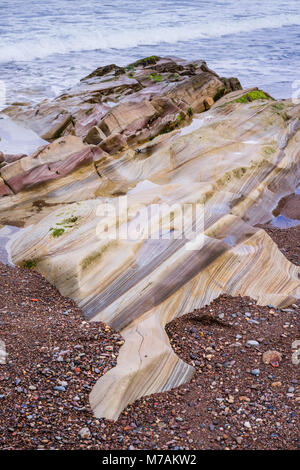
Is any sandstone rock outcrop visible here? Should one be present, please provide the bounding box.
[0,136,104,194]
[0,177,13,197]
[3,56,241,152]
[1,57,300,421]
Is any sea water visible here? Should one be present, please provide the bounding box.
[0,0,299,105]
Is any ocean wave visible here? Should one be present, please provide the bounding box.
[1,13,300,62]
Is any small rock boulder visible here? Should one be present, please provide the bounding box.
[79,427,91,440]
[262,350,282,367]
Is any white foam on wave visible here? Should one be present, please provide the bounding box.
[1,13,300,62]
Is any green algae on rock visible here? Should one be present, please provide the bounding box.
[235,89,271,103]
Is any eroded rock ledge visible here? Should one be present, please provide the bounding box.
[0,57,299,421]
[0,57,242,200]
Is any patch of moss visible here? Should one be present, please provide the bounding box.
[219,171,233,185]
[159,113,184,135]
[249,158,271,170]
[200,190,214,204]
[213,88,225,102]
[159,126,173,135]
[50,228,65,238]
[21,259,38,269]
[100,77,116,83]
[271,103,285,111]
[168,73,181,82]
[270,103,289,121]
[216,166,248,188]
[262,145,277,157]
[187,107,193,117]
[232,167,248,178]
[280,112,289,121]
[81,242,115,270]
[57,216,78,226]
[149,73,162,82]
[236,90,270,104]
[130,56,160,67]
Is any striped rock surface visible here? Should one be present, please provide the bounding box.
[3,88,300,420]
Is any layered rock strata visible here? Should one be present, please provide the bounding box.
[0,58,299,420]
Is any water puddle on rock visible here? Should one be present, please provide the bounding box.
[0,225,22,265]
[269,186,300,228]
[179,114,215,137]
[270,215,300,229]
[128,179,160,195]
[223,235,236,246]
